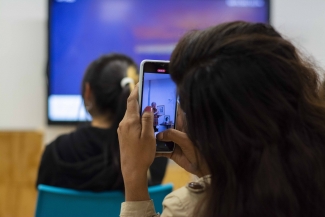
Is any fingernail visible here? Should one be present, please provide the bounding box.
[143,106,153,113]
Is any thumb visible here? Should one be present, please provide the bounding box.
[141,106,154,138]
[157,129,188,145]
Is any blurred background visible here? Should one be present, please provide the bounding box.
[0,0,325,216]
[1,0,324,143]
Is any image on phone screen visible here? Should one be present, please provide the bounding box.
[140,62,177,152]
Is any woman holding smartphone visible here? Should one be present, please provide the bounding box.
[118,22,325,216]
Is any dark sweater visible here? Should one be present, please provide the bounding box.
[36,125,168,191]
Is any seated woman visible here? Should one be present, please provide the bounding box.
[37,54,168,191]
[118,22,325,216]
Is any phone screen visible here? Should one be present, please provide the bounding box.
[140,60,177,153]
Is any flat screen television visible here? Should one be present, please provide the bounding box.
[47,0,270,125]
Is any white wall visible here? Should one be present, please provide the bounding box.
[0,0,324,144]
[0,0,75,144]
[271,0,325,69]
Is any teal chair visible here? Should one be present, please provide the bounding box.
[35,183,173,217]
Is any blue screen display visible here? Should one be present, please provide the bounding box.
[48,0,269,123]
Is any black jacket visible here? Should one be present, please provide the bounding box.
[36,125,168,191]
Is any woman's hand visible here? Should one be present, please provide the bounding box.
[156,129,210,178]
[118,85,156,201]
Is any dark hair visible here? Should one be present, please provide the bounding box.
[82,54,137,115]
[170,21,325,216]
[82,53,137,189]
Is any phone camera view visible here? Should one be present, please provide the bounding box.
[141,71,177,152]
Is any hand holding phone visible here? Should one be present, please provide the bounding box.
[156,129,210,177]
[117,86,155,201]
[138,60,177,153]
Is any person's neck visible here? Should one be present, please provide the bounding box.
[91,116,112,129]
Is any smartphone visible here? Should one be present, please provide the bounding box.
[138,60,177,153]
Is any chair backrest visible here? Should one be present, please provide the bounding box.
[35,183,173,217]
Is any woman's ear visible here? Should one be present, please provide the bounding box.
[84,82,92,104]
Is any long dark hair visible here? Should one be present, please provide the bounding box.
[170,21,325,216]
[82,53,137,190]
